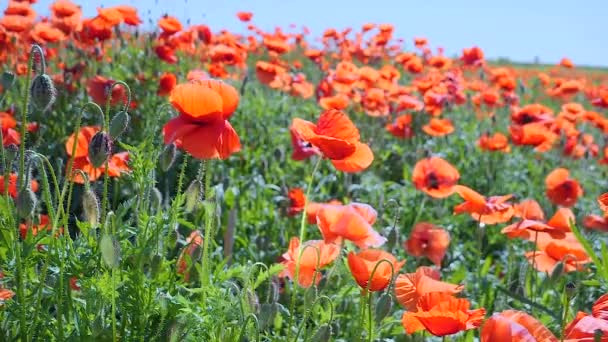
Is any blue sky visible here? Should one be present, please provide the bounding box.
[32,0,607,66]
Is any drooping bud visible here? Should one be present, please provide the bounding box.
[548,261,564,284]
[375,293,393,324]
[5,144,18,164]
[82,188,100,227]
[150,254,162,278]
[1,71,15,90]
[30,74,56,111]
[150,187,162,210]
[16,187,37,219]
[160,143,177,171]
[565,282,577,297]
[100,233,120,269]
[88,131,112,168]
[310,324,332,342]
[109,111,130,139]
[258,303,278,330]
[184,179,202,213]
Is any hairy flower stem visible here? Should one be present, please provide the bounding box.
[200,160,215,304]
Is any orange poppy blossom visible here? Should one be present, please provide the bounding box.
[287,188,305,216]
[412,156,460,198]
[422,118,454,137]
[176,230,202,281]
[452,185,514,224]
[163,79,241,160]
[0,111,20,146]
[564,293,608,340]
[502,207,574,240]
[513,198,545,221]
[319,93,350,110]
[279,237,340,288]
[394,266,463,311]
[545,168,583,207]
[316,202,386,248]
[585,193,608,232]
[290,109,374,173]
[385,114,414,139]
[401,292,485,337]
[158,72,177,96]
[478,132,510,153]
[347,249,404,292]
[405,222,450,266]
[480,310,557,342]
[0,173,39,198]
[290,125,320,161]
[0,287,15,305]
[87,75,127,107]
[525,231,590,273]
[236,11,253,22]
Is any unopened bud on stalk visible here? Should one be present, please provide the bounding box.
[100,233,121,269]
[150,254,162,278]
[82,188,100,227]
[259,303,278,330]
[30,74,56,111]
[5,144,18,164]
[311,324,332,342]
[150,187,162,210]
[1,71,15,90]
[565,282,577,297]
[88,131,112,168]
[16,187,37,219]
[184,179,202,213]
[109,111,130,139]
[375,293,393,324]
[160,143,177,171]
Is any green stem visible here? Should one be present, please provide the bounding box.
[367,291,373,342]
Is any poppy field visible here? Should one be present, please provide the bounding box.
[2,1,608,341]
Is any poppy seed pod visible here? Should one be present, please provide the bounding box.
[160,143,177,171]
[1,71,15,90]
[16,187,37,219]
[82,188,100,227]
[88,131,112,168]
[109,111,130,139]
[30,74,56,111]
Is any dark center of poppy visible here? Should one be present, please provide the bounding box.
[520,113,535,124]
[427,172,440,189]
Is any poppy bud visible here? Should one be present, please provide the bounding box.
[595,329,604,342]
[150,187,162,210]
[160,143,177,171]
[1,71,15,90]
[109,111,130,139]
[88,131,112,168]
[150,254,162,278]
[375,293,393,324]
[310,324,332,342]
[565,282,577,297]
[549,261,564,284]
[246,288,260,313]
[100,233,120,269]
[30,74,56,111]
[258,303,277,330]
[5,144,18,164]
[184,179,202,213]
[386,226,398,250]
[82,188,100,227]
[16,187,37,219]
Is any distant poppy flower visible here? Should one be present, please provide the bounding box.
[422,118,454,137]
[316,202,386,248]
[478,133,510,153]
[405,222,450,266]
[481,310,558,342]
[114,5,141,26]
[347,249,404,292]
[158,72,177,96]
[545,168,583,207]
[395,267,463,311]
[385,114,414,139]
[154,44,178,64]
[19,214,55,239]
[287,188,305,216]
[0,173,39,199]
[502,207,573,240]
[236,11,253,22]
[453,185,514,224]
[525,232,589,273]
[560,57,574,69]
[401,292,485,337]
[176,231,202,281]
[599,193,608,214]
[158,15,182,35]
[290,109,374,173]
[87,75,126,107]
[513,199,545,221]
[461,46,484,66]
[279,237,340,288]
[319,93,350,110]
[361,88,389,117]
[163,79,241,160]
[412,157,460,198]
[0,288,15,305]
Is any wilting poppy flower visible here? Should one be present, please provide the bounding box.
[0,173,39,198]
[481,310,558,342]
[401,292,485,337]
[290,109,373,173]
[564,294,608,340]
[347,249,404,292]
[287,188,305,216]
[386,114,414,139]
[525,232,589,273]
[163,79,241,160]
[478,133,510,153]
[394,266,463,311]
[65,126,130,183]
[405,222,450,266]
[412,157,460,198]
[176,231,202,281]
[545,168,583,207]
[453,185,514,224]
[422,118,454,137]
[158,72,177,96]
[316,202,386,248]
[279,237,340,288]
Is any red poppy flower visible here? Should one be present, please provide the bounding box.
[176,231,202,281]
[453,185,514,224]
[0,173,39,199]
[287,188,305,216]
[158,72,177,96]
[236,11,253,22]
[481,310,558,341]
[545,168,583,207]
[412,157,460,198]
[385,114,414,139]
[348,249,404,292]
[422,118,454,137]
[395,267,463,311]
[87,75,126,107]
[405,222,450,266]
[163,79,241,160]
[564,294,608,340]
[279,237,339,288]
[316,202,386,248]
[525,232,589,273]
